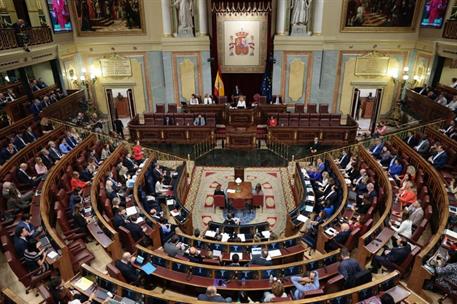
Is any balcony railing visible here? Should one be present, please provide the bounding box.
[0,26,53,51]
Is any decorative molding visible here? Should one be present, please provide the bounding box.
[212,1,272,16]
[171,52,203,105]
[281,51,313,105]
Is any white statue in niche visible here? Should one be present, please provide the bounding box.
[173,0,194,36]
[290,0,313,36]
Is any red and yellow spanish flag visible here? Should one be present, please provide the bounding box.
[213,67,224,97]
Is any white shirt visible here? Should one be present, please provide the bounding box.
[203,97,213,105]
[447,100,457,111]
[393,219,412,238]
[435,96,447,105]
[237,99,246,108]
[190,97,199,105]
[451,81,457,89]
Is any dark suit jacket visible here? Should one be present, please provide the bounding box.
[14,137,26,150]
[41,154,53,168]
[112,214,125,230]
[250,256,272,266]
[14,236,29,258]
[49,148,62,161]
[16,169,33,187]
[405,135,418,147]
[123,158,136,172]
[387,244,411,264]
[432,152,448,169]
[15,221,35,235]
[339,154,350,169]
[23,131,37,143]
[124,221,143,241]
[115,260,139,283]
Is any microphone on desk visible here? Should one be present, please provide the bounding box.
[186,267,193,281]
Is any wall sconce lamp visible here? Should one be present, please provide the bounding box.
[72,66,99,87]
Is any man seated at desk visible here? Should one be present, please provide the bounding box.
[272,95,282,104]
[370,237,411,273]
[325,223,351,252]
[203,94,213,104]
[193,114,206,127]
[190,94,200,105]
[236,96,247,109]
[115,252,140,285]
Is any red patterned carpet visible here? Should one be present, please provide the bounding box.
[185,167,295,236]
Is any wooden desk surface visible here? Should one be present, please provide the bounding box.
[365,227,395,254]
[87,221,113,248]
[227,182,253,200]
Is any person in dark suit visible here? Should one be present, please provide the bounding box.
[370,238,411,273]
[405,132,418,147]
[186,247,203,263]
[16,163,39,187]
[249,249,272,266]
[198,286,231,303]
[13,133,27,150]
[124,216,144,241]
[40,149,54,168]
[14,227,30,258]
[23,127,37,143]
[414,135,430,156]
[115,252,140,284]
[338,249,364,289]
[123,154,138,173]
[72,204,88,236]
[15,213,40,239]
[428,144,448,169]
[310,137,320,154]
[48,141,63,161]
[1,143,17,163]
[112,207,126,230]
[356,183,376,214]
[369,139,384,158]
[114,118,124,139]
[336,150,350,169]
[325,223,351,252]
[213,184,225,196]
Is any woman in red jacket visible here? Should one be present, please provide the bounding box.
[132,140,143,164]
[398,181,417,207]
[71,171,88,191]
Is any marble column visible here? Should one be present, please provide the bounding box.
[161,0,172,37]
[276,0,287,35]
[198,0,208,35]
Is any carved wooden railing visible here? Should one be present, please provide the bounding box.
[0,29,18,50]
[0,26,53,50]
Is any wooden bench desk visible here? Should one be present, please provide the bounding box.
[364,227,395,254]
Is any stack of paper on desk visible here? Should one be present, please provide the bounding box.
[205,230,217,238]
[269,249,281,257]
[74,277,94,291]
[297,214,309,223]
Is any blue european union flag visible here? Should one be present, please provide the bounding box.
[260,59,273,102]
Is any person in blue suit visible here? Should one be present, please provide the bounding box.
[388,159,403,178]
[428,144,448,169]
[369,139,384,159]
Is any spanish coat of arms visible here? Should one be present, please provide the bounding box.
[228,29,255,56]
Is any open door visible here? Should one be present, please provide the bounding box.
[351,87,383,134]
[105,87,135,131]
